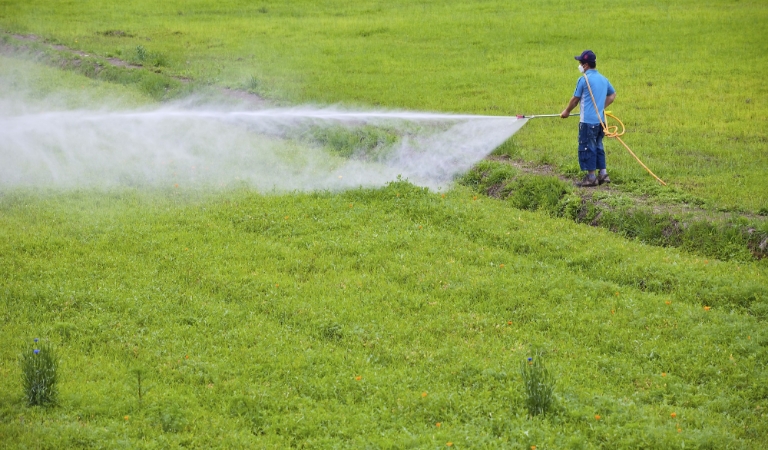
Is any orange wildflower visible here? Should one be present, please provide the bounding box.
[595,415,601,420]
[531,447,537,450]
[703,306,711,311]
[124,415,130,420]
[473,195,477,200]
[355,376,362,381]
[421,392,428,398]
[507,321,512,325]
[436,422,441,428]
[665,301,671,305]
[662,372,667,377]
[670,412,677,418]
[185,354,189,359]
[446,443,453,447]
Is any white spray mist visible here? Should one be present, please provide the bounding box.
[0,98,528,191]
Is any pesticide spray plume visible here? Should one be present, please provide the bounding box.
[0,95,530,192]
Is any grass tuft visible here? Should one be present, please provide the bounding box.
[520,351,554,417]
[135,45,147,62]
[506,175,570,212]
[20,339,59,407]
[247,75,260,92]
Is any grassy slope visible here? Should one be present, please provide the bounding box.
[0,54,155,107]
[1,0,767,211]
[1,185,766,448]
[0,1,767,447]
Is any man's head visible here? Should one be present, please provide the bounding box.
[575,50,597,69]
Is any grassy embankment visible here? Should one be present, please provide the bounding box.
[1,0,767,447]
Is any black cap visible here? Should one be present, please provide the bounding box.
[575,50,596,63]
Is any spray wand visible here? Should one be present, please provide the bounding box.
[515,114,574,119]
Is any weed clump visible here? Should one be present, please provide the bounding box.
[20,339,59,406]
[135,45,147,61]
[303,125,399,159]
[521,352,554,417]
[247,75,261,92]
[319,322,344,341]
[506,175,570,212]
[133,45,167,67]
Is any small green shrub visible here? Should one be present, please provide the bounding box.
[20,339,59,406]
[133,45,167,67]
[135,45,147,62]
[150,402,188,433]
[557,193,582,220]
[456,160,518,192]
[247,75,260,92]
[520,352,554,417]
[507,175,570,212]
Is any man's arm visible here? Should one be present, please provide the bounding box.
[561,96,580,118]
[605,93,616,108]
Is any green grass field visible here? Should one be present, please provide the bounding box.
[1,0,767,448]
[2,0,766,211]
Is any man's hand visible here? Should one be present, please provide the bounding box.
[562,96,580,118]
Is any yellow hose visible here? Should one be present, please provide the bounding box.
[582,73,667,186]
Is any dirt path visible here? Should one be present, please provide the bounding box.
[486,154,767,225]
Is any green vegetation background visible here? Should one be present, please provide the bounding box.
[1,0,767,447]
[2,0,766,211]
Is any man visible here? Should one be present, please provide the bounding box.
[561,50,616,187]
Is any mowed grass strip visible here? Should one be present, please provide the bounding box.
[1,0,766,211]
[1,184,766,447]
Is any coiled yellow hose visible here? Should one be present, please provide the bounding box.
[582,74,667,186]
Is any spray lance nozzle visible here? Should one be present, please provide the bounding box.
[514,113,577,119]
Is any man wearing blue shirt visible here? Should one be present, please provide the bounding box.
[561,50,616,187]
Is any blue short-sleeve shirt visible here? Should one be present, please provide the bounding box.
[574,69,615,125]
